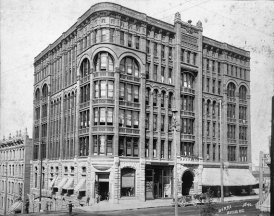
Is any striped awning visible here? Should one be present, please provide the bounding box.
[56,178,67,188]
[9,201,22,212]
[63,178,74,190]
[48,176,57,188]
[202,168,258,186]
[74,178,86,192]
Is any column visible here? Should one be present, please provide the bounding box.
[140,73,146,158]
[75,75,80,158]
[157,93,162,160]
[114,68,120,156]
[235,92,240,161]
[149,91,154,159]
[164,95,169,160]
[89,69,94,157]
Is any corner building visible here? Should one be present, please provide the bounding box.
[31,2,254,210]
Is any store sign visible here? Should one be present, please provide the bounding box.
[217,202,253,215]
[180,155,199,163]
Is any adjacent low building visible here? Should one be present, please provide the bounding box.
[0,129,32,215]
[30,2,256,212]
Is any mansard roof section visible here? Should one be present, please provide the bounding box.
[203,36,250,58]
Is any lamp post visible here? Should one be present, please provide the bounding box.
[219,100,224,203]
[171,107,179,216]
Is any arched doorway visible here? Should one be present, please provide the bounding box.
[181,171,194,195]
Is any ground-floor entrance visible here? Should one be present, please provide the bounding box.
[145,165,173,200]
[181,170,194,195]
[96,173,110,201]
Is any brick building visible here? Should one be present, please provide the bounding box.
[0,129,32,215]
[30,2,256,211]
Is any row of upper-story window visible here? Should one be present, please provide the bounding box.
[181,49,197,66]
[203,77,222,95]
[227,124,248,140]
[202,46,249,66]
[203,121,220,138]
[0,164,24,177]
[0,181,23,196]
[227,83,248,100]
[145,63,173,84]
[146,41,173,58]
[227,146,248,162]
[0,148,25,160]
[35,84,49,102]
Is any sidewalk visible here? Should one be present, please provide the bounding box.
[16,194,259,215]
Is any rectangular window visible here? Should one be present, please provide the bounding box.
[187,51,190,64]
[169,47,172,59]
[133,85,139,103]
[99,135,106,155]
[127,84,132,101]
[101,29,107,42]
[126,110,132,127]
[161,140,165,159]
[110,29,114,42]
[120,83,125,100]
[108,81,114,98]
[133,111,139,128]
[120,31,124,45]
[107,135,113,155]
[126,137,132,156]
[207,78,210,92]
[145,113,150,130]
[161,115,165,131]
[119,109,125,127]
[168,141,171,159]
[212,61,215,72]
[161,67,165,82]
[168,68,172,84]
[128,34,132,47]
[145,139,149,158]
[133,137,139,156]
[107,108,113,125]
[161,45,165,58]
[218,62,221,74]
[193,53,196,65]
[218,81,221,95]
[154,43,157,56]
[100,108,106,125]
[100,81,106,98]
[153,65,157,81]
[146,40,150,53]
[212,79,215,94]
[153,114,157,131]
[146,64,150,79]
[153,140,157,158]
[135,36,140,50]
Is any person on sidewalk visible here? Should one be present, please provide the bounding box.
[86,196,90,206]
[25,199,29,214]
[68,201,73,216]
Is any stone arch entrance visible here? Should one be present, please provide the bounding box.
[181,170,194,195]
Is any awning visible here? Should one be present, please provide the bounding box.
[55,178,67,188]
[74,178,86,192]
[48,176,57,188]
[63,178,74,190]
[202,168,258,186]
[9,201,22,212]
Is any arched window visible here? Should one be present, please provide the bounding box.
[35,88,40,101]
[239,86,247,100]
[42,84,48,98]
[120,57,139,77]
[80,58,90,78]
[212,101,216,116]
[94,52,114,71]
[207,100,210,115]
[227,83,236,98]
[168,92,173,109]
[121,168,135,197]
[161,91,166,108]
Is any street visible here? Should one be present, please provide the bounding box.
[17,199,260,216]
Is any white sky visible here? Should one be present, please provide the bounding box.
[0,0,273,167]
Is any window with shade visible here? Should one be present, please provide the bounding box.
[119,109,139,128]
[120,57,139,77]
[181,118,194,134]
[227,83,236,98]
[182,73,194,89]
[94,80,114,99]
[239,85,247,100]
[94,52,114,71]
[181,95,194,112]
[119,136,139,157]
[93,135,113,156]
[94,107,113,126]
[119,83,139,103]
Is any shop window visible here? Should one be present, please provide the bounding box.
[121,168,135,197]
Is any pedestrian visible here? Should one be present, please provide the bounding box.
[217,190,220,198]
[68,201,73,216]
[86,196,90,206]
[25,199,29,214]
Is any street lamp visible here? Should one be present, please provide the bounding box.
[171,107,180,216]
[219,100,224,203]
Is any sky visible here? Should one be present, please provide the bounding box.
[0,0,273,167]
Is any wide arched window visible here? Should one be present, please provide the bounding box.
[42,84,48,98]
[239,86,247,100]
[94,52,114,71]
[80,58,90,78]
[227,83,236,98]
[121,168,135,197]
[120,57,139,77]
[35,88,40,102]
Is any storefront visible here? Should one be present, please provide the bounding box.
[145,165,173,199]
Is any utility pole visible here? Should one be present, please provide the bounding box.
[4,162,8,215]
[171,107,179,216]
[259,151,263,203]
[219,100,224,203]
[270,96,274,216]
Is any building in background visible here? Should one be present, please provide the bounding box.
[0,129,32,215]
[30,2,256,211]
